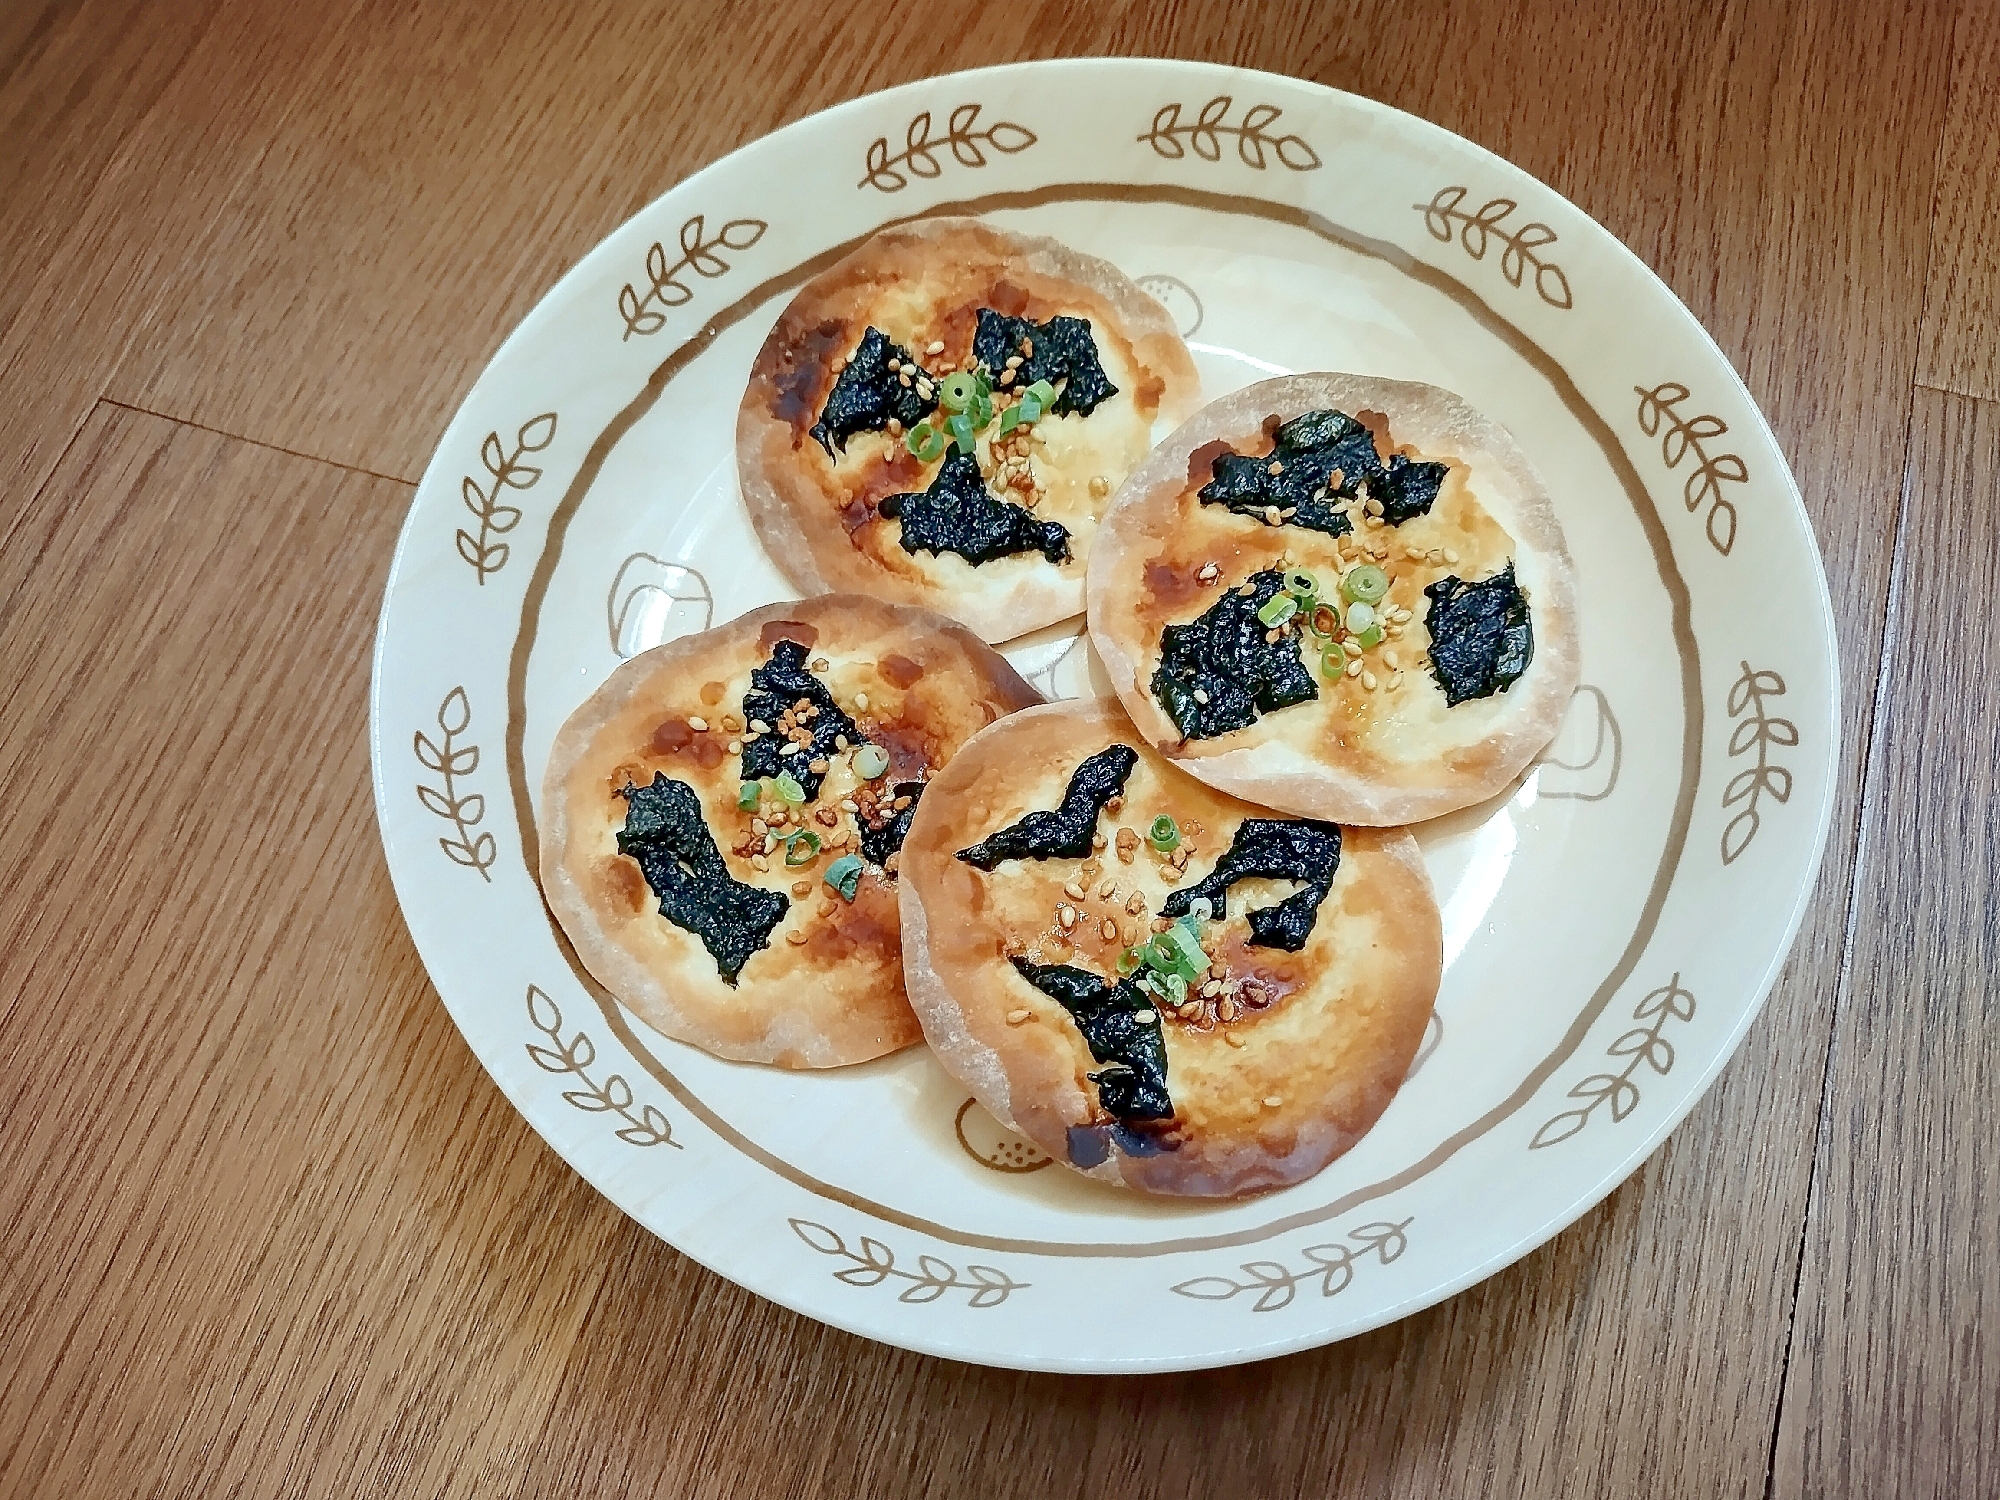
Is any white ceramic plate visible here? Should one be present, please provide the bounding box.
[370,59,1836,1372]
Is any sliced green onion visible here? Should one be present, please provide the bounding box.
[1143,935,1179,970]
[938,372,979,412]
[1306,603,1340,638]
[1189,897,1213,923]
[773,772,806,805]
[737,781,761,810]
[824,853,864,900]
[1024,378,1058,409]
[972,365,994,398]
[1156,971,1188,1007]
[1321,646,1347,679]
[1285,569,1319,598]
[1148,815,1180,852]
[997,403,1023,437]
[783,830,822,866]
[905,422,946,462]
[852,743,890,780]
[1167,920,1207,971]
[1342,563,1389,604]
[947,412,976,454]
[971,391,994,430]
[1256,593,1299,627]
[1117,947,1143,976]
[1355,623,1385,651]
[1345,601,1377,634]
[1016,393,1043,424]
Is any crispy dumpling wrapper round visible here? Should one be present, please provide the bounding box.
[899,698,1443,1197]
[539,596,1039,1067]
[1088,373,1581,824]
[739,217,1201,643]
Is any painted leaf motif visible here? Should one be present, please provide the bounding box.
[987,121,1034,154]
[437,687,471,736]
[526,1045,570,1073]
[718,219,765,252]
[790,1219,844,1256]
[1171,1275,1244,1301]
[1530,1109,1591,1148]
[527,985,562,1034]
[413,731,447,772]
[519,413,557,451]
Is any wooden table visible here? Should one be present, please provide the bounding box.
[2,2,1993,1494]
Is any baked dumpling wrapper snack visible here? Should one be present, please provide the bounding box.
[540,596,1039,1068]
[898,698,1442,1197]
[738,217,1201,644]
[1088,373,1581,824]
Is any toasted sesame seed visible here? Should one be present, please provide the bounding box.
[1264,505,1282,525]
[1263,1095,1282,1108]
[1392,670,1406,689]
[686,716,708,733]
[898,372,912,387]
[811,657,830,672]
[786,929,808,946]
[1362,670,1378,691]
[1063,880,1087,900]
[1101,918,1119,941]
[887,357,902,372]
[1200,979,1222,998]
[1443,548,1460,564]
[763,834,778,855]
[1218,996,1240,1021]
[1089,476,1110,498]
[726,738,743,754]
[1098,878,1118,899]
[1091,832,1107,850]
[1221,1032,1244,1049]
[1152,917,1172,933]
[1405,547,1425,561]
[887,417,903,436]
[1135,1010,1158,1025]
[1387,625,1406,640]
[818,898,837,917]
[839,799,859,814]
[751,854,770,872]
[1237,582,1257,597]
[808,758,829,774]
[926,339,946,356]
[852,692,869,711]
[1122,923,1139,944]
[1125,891,1146,915]
[1056,905,1077,930]
[1196,561,1220,584]
[1005,353,1024,369]
[781,742,802,756]
[749,719,770,734]
[751,818,768,835]
[1006,1008,1032,1025]
[916,379,934,400]
[1346,657,1363,678]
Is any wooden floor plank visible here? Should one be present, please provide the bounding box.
[0,407,625,1498]
[1769,387,2000,1500]
[1915,6,2000,400]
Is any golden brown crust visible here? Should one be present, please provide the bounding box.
[898,699,1442,1197]
[1087,373,1581,825]
[539,596,1040,1068]
[738,217,1201,644]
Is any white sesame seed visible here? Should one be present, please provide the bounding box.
[926,339,946,355]
[852,693,869,711]
[1226,1033,1246,1049]
[1006,1008,1032,1025]
[1135,1010,1158,1025]
[1346,658,1363,678]
[1384,651,1400,670]
[1098,879,1117,899]
[1361,670,1378,691]
[1263,1095,1282,1108]
[751,854,770,872]
[727,738,743,754]
[1063,880,1087,900]
[1056,905,1077,930]
[749,719,770,734]
[1193,688,1210,705]
[839,799,859,814]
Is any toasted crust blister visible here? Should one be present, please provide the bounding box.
[539,596,1040,1068]
[899,699,1443,1197]
[737,217,1201,644]
[1087,373,1582,825]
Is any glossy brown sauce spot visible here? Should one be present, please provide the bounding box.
[1134,368,1165,416]
[1187,438,1236,489]
[1260,412,1283,443]
[805,878,900,964]
[986,279,1031,318]
[1144,558,1202,610]
[607,856,650,915]
[699,680,725,706]
[870,720,935,778]
[692,736,725,770]
[1354,408,1395,462]
[879,653,924,688]
[758,619,819,652]
[650,717,694,755]
[770,317,849,438]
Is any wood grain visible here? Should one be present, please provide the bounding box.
[1769,388,2000,1500]
[0,0,1987,1494]
[1916,5,2000,400]
[0,407,627,1497]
